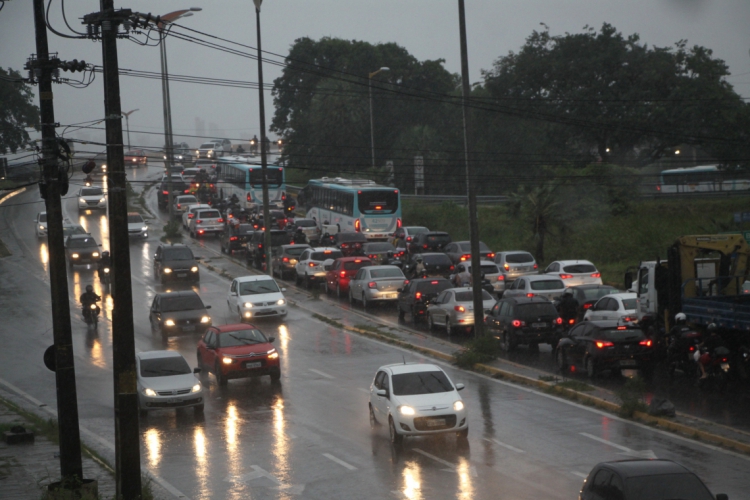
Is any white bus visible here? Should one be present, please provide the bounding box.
[215,156,286,210]
[298,177,401,241]
[658,165,750,194]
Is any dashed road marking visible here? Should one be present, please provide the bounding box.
[483,438,525,453]
[322,453,357,470]
[309,368,334,379]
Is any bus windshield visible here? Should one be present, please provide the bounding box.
[250,167,283,187]
[358,190,398,214]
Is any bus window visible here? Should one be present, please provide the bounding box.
[358,190,398,214]
[250,167,283,187]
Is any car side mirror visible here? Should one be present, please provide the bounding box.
[268,336,276,343]
[193,367,201,374]
[376,389,388,398]
[205,305,212,310]
[455,383,465,391]
[230,292,237,296]
[281,288,286,292]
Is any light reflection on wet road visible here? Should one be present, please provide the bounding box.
[0,168,748,499]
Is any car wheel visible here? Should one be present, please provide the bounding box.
[215,363,227,386]
[362,294,368,310]
[501,331,515,351]
[337,284,342,299]
[445,317,453,336]
[398,307,405,321]
[304,274,311,289]
[586,357,597,379]
[269,367,281,382]
[369,404,380,429]
[389,416,403,445]
[349,289,355,305]
[295,272,302,286]
[556,348,568,370]
[457,426,469,440]
[428,314,435,331]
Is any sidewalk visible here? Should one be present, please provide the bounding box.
[0,390,116,500]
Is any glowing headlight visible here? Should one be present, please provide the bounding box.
[92,252,99,258]
[191,384,201,393]
[89,303,97,310]
[165,319,175,326]
[200,315,210,324]
[190,266,199,272]
[101,164,107,171]
[453,400,464,411]
[163,267,172,274]
[79,198,85,204]
[143,388,156,397]
[222,357,233,364]
[99,198,105,203]
[244,302,253,308]
[267,348,279,360]
[276,299,286,305]
[71,253,79,259]
[399,405,415,416]
[195,150,199,155]
[39,225,45,231]
[208,151,213,157]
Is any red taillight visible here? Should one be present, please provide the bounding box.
[460,255,469,261]
[568,319,575,325]
[455,305,466,313]
[230,236,238,241]
[533,264,538,269]
[415,292,422,300]
[526,293,534,298]
[423,244,428,249]
[196,219,203,224]
[354,219,361,232]
[591,273,601,278]
[162,190,169,195]
[560,274,573,279]
[177,203,181,209]
[503,263,510,270]
[617,326,627,330]
[282,257,289,262]
[688,346,695,352]
[595,341,614,348]
[228,214,234,219]
[188,214,194,219]
[512,319,525,327]
[656,185,661,191]
[406,236,412,242]
[368,282,377,289]
[308,262,315,267]
[449,265,455,271]
[340,271,346,277]
[184,189,190,194]
[583,303,593,309]
[198,229,204,234]
[721,357,728,363]
[369,254,376,259]
[397,218,402,228]
[555,317,563,325]
[497,275,504,281]
[258,244,263,248]
[639,339,653,347]
[487,253,495,259]
[217,218,224,223]
[247,193,252,201]
[375,206,382,210]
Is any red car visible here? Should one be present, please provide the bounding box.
[325,256,373,298]
[196,324,280,386]
[124,149,148,167]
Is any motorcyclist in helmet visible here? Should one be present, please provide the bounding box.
[80,284,101,319]
[413,254,427,279]
[453,262,471,286]
[97,251,111,280]
[557,289,579,325]
[697,323,725,379]
[293,227,307,244]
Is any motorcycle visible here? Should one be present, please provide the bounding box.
[667,329,702,378]
[696,346,731,390]
[84,175,94,187]
[82,301,101,325]
[99,265,111,285]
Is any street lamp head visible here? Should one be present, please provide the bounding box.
[190,7,202,11]
[380,67,390,71]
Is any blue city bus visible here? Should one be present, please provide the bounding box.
[658,165,750,194]
[215,156,286,210]
[298,177,401,241]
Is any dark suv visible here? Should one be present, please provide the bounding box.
[403,252,454,279]
[408,231,452,254]
[322,232,367,257]
[397,278,452,323]
[220,223,255,255]
[149,290,211,340]
[153,243,200,284]
[157,175,189,210]
[246,229,293,268]
[485,296,562,351]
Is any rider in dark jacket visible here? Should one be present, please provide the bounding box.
[97,251,111,279]
[557,289,579,323]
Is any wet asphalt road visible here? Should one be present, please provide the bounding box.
[0,167,749,499]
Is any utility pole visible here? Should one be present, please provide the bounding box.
[159,29,176,219]
[458,0,484,336]
[83,4,142,498]
[254,0,273,275]
[29,0,84,486]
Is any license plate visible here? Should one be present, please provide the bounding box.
[258,309,270,314]
[177,273,187,278]
[620,359,637,367]
[387,293,397,299]
[167,398,179,404]
[245,361,262,369]
[182,325,196,332]
[427,418,446,427]
[532,322,546,328]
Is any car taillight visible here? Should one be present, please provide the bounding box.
[595,341,614,348]
[689,346,695,352]
[555,317,563,324]
[308,262,315,267]
[533,264,538,269]
[177,204,181,209]
[218,218,224,223]
[258,244,263,249]
[247,193,252,202]
[526,293,534,298]
[196,219,202,224]
[397,218,402,228]
[568,319,575,325]
[449,265,455,271]
[184,189,189,194]
[423,244,428,249]
[487,253,495,259]
[512,319,526,327]
[369,254,376,259]
[230,236,238,241]
[188,214,194,219]
[282,257,289,262]
[591,273,601,278]
[368,282,377,288]
[460,254,469,261]
[639,339,653,347]
[354,219,361,232]
[340,271,346,277]
[497,275,504,281]
[503,263,510,270]
[415,292,422,300]
[560,274,573,279]
[162,190,169,195]
[455,305,466,312]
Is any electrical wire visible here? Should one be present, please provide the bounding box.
[45,0,85,39]
[60,0,87,36]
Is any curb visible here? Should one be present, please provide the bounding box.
[0,187,27,205]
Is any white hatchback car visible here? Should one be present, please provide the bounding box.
[78,186,107,212]
[127,212,148,240]
[35,211,48,238]
[136,350,203,416]
[294,247,343,287]
[369,363,468,445]
[188,208,224,238]
[227,275,287,321]
[502,275,566,301]
[583,292,638,323]
[182,203,211,229]
[543,260,603,286]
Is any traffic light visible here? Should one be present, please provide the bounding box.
[59,59,87,72]
[82,159,96,174]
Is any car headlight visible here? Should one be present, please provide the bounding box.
[99,198,105,203]
[244,302,253,308]
[143,388,157,397]
[191,384,201,393]
[200,315,210,324]
[165,319,175,326]
[92,252,99,258]
[39,225,45,231]
[399,405,415,416]
[195,150,199,155]
[222,357,233,364]
[267,348,279,360]
[79,198,85,204]
[71,253,79,259]
[163,267,172,274]
[453,400,464,411]
[190,266,199,272]
[276,299,286,305]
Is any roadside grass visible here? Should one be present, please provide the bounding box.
[556,380,595,392]
[403,196,750,284]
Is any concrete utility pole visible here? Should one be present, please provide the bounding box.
[84,3,142,497]
[458,0,485,336]
[254,0,273,275]
[30,0,84,485]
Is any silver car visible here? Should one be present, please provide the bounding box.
[494,251,538,288]
[426,287,496,335]
[348,265,406,309]
[456,261,504,294]
[502,275,566,301]
[544,260,603,287]
[188,208,224,238]
[136,350,203,416]
[77,186,107,212]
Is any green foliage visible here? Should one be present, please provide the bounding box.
[0,67,40,154]
[161,220,182,242]
[557,380,595,392]
[615,377,648,417]
[453,335,503,369]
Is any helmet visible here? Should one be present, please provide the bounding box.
[675,312,687,323]
[415,254,423,262]
[101,251,110,258]
[707,323,718,333]
[563,289,573,296]
[297,227,303,233]
[85,285,93,293]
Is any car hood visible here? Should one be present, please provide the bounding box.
[128,222,146,231]
[161,309,208,320]
[392,391,459,410]
[218,343,274,356]
[80,195,104,201]
[162,259,197,269]
[239,291,284,304]
[139,373,198,391]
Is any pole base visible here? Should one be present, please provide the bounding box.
[46,478,98,499]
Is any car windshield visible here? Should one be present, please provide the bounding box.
[392,370,453,395]
[239,280,280,295]
[563,264,597,273]
[217,329,268,347]
[516,303,559,317]
[236,224,255,234]
[582,287,618,300]
[455,290,494,301]
[163,248,194,260]
[39,213,47,222]
[364,243,393,252]
[370,268,404,279]
[127,214,144,224]
[295,219,317,228]
[422,254,452,265]
[599,328,646,341]
[63,225,86,237]
[198,210,220,219]
[160,295,204,312]
[530,279,564,290]
[80,188,103,196]
[624,473,714,500]
[505,253,534,264]
[270,233,291,246]
[285,246,308,257]
[312,251,343,261]
[622,298,637,310]
[125,150,141,156]
[67,237,98,249]
[479,264,500,274]
[343,260,371,271]
[416,280,452,293]
[139,356,191,378]
[458,242,490,252]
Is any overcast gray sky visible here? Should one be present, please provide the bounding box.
[2,0,749,152]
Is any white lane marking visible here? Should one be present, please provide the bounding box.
[580,432,657,459]
[0,376,192,500]
[322,453,357,470]
[309,368,334,379]
[412,448,478,477]
[483,437,525,453]
[571,471,589,479]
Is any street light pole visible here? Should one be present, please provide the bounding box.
[368,67,389,169]
[122,109,139,150]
